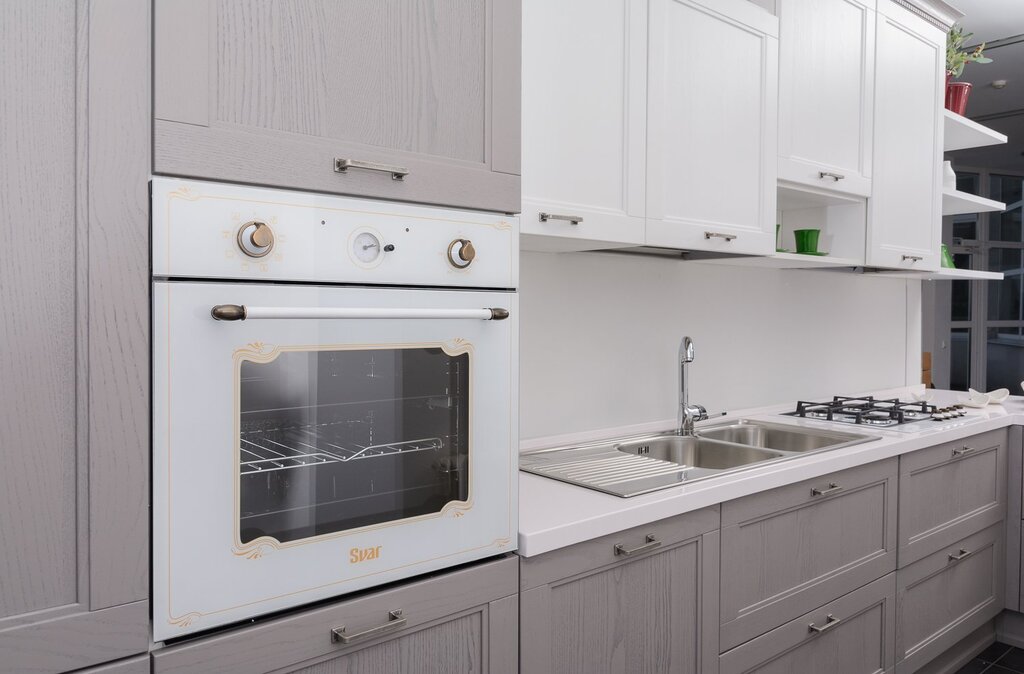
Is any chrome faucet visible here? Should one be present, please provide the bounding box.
[678,336,710,435]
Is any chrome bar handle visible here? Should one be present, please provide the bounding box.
[819,172,845,182]
[332,610,407,645]
[614,534,661,557]
[334,158,409,181]
[948,548,972,562]
[952,445,975,456]
[901,255,924,262]
[539,212,583,225]
[211,305,510,321]
[808,614,841,634]
[811,482,843,497]
[704,231,737,241]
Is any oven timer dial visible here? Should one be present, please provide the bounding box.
[237,221,275,258]
[353,232,382,264]
[447,239,476,269]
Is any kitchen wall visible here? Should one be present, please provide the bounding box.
[519,250,921,444]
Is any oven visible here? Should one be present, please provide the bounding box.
[151,179,518,640]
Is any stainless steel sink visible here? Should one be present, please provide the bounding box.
[616,435,784,469]
[696,420,869,453]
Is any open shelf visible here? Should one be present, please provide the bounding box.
[943,110,1008,152]
[697,251,863,270]
[867,267,1003,281]
[942,188,1005,216]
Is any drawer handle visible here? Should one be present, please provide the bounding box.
[811,482,843,497]
[539,212,583,225]
[704,231,737,241]
[948,548,972,562]
[614,534,661,557]
[901,255,923,262]
[952,445,975,456]
[808,614,841,634]
[334,158,409,181]
[331,610,407,645]
[819,171,845,182]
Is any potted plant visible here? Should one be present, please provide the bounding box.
[946,24,992,115]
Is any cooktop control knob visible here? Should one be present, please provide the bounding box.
[237,221,275,258]
[447,239,476,269]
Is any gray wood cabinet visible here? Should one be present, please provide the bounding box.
[719,574,896,674]
[719,458,898,651]
[898,428,1007,567]
[152,555,518,674]
[0,2,150,672]
[153,0,521,214]
[519,507,720,674]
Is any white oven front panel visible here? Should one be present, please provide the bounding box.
[153,281,517,640]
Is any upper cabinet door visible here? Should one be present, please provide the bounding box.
[520,0,647,251]
[646,0,778,256]
[867,1,944,270]
[777,0,875,197]
[154,0,520,214]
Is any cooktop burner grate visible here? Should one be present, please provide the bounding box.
[784,396,940,426]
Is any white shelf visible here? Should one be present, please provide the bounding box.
[943,110,1008,152]
[777,181,863,210]
[697,251,863,270]
[869,267,1003,280]
[942,188,1005,216]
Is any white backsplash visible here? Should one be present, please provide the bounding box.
[519,250,920,444]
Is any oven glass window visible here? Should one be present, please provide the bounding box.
[238,347,469,544]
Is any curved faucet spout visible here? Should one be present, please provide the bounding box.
[678,336,706,435]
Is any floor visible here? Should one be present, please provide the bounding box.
[958,643,1024,673]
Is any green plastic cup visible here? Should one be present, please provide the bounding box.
[793,229,821,254]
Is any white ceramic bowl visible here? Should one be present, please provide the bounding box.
[986,388,1010,404]
[960,390,991,408]
[910,390,935,403]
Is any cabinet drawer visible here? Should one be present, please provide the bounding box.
[720,574,895,674]
[519,506,719,591]
[898,429,1006,566]
[895,523,1004,674]
[720,458,897,650]
[152,555,517,674]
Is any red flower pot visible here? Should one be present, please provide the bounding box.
[945,81,973,115]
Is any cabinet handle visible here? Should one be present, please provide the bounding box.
[901,255,923,262]
[539,212,583,225]
[808,614,841,634]
[614,534,661,557]
[334,158,409,181]
[819,172,845,182]
[331,610,407,645]
[948,548,972,562]
[704,231,737,241]
[952,445,975,456]
[811,482,843,497]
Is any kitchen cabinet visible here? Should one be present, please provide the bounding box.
[646,0,778,255]
[777,0,875,198]
[152,556,518,674]
[154,0,520,214]
[520,0,647,251]
[0,2,151,673]
[719,458,898,651]
[866,0,945,270]
[519,507,720,674]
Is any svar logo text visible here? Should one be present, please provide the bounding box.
[350,545,382,563]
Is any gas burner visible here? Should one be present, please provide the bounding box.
[787,395,939,427]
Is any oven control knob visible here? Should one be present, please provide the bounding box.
[447,239,476,268]
[237,221,275,258]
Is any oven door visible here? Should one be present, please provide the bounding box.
[153,281,517,640]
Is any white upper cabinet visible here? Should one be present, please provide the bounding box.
[521,0,647,251]
[777,0,875,197]
[646,0,779,256]
[866,1,944,270]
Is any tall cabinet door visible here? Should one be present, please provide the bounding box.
[154,0,521,214]
[777,0,875,197]
[0,1,150,672]
[520,0,647,251]
[646,0,778,256]
[866,1,944,270]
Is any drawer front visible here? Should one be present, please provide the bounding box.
[152,555,517,674]
[899,429,1006,567]
[720,574,895,674]
[520,200,646,251]
[720,458,897,650]
[519,506,720,591]
[895,523,1004,674]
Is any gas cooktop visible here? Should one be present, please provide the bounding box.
[783,396,968,427]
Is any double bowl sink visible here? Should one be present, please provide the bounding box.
[519,419,874,497]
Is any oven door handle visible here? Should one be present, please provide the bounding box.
[210,305,510,321]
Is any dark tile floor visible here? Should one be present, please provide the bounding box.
[957,642,1024,673]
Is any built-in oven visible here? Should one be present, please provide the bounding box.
[151,178,518,641]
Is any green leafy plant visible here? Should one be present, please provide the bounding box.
[947,24,992,78]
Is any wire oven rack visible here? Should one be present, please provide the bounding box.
[239,422,444,475]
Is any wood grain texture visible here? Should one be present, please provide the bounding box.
[77,654,150,674]
[487,594,518,674]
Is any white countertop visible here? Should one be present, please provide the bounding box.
[517,386,1023,556]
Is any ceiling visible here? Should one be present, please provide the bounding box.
[946,0,1024,169]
